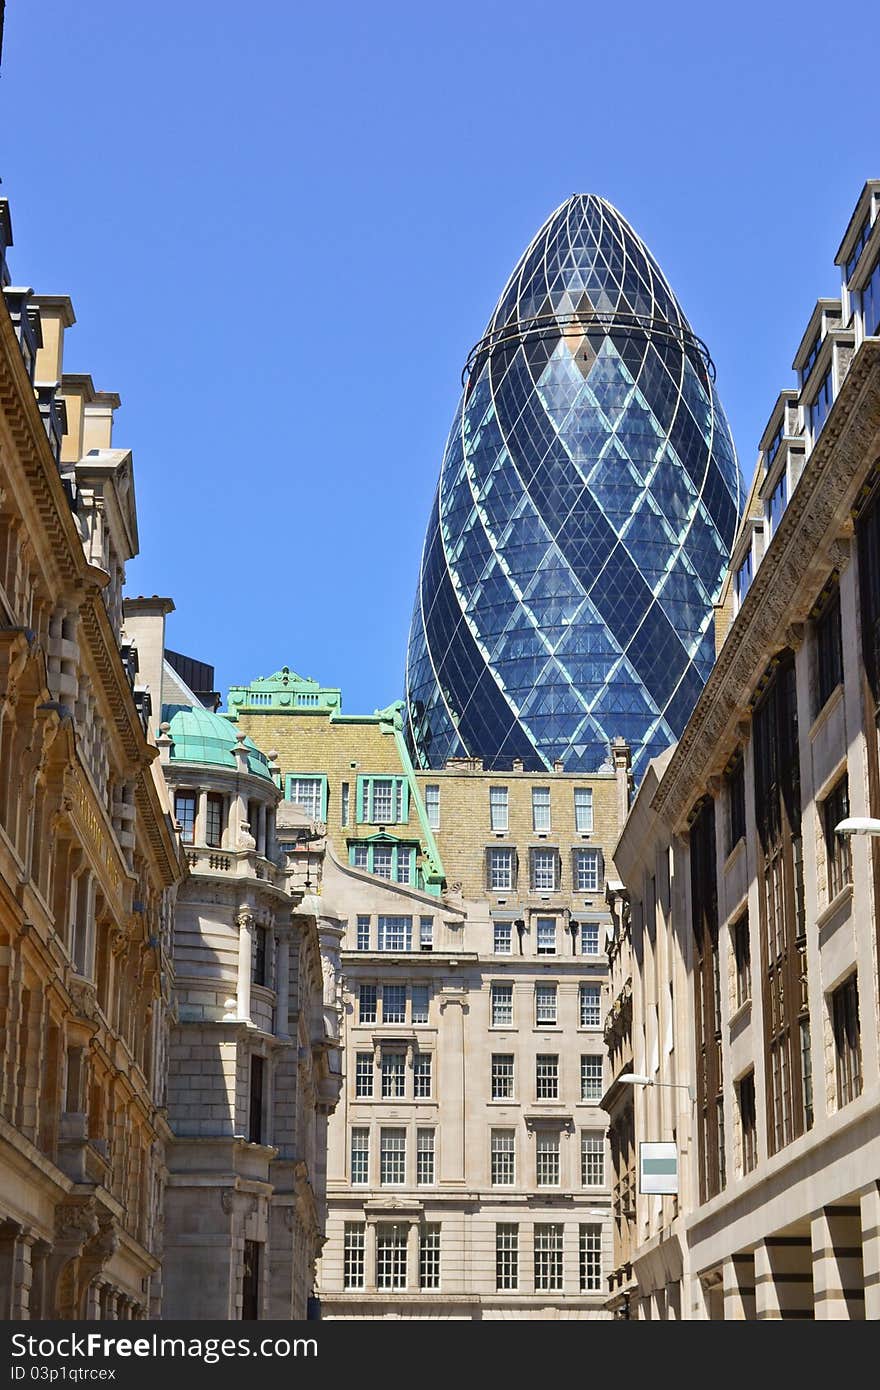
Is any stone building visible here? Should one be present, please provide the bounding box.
[121,607,343,1319]
[0,209,184,1318]
[230,668,632,1317]
[611,180,880,1318]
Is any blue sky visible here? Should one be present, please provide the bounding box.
[2,0,878,714]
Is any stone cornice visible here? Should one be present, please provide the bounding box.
[652,339,880,826]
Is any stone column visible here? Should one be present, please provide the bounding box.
[438,991,468,1183]
[195,790,207,846]
[406,1221,419,1292]
[723,1252,756,1320]
[754,1235,813,1319]
[236,911,254,1023]
[812,1205,865,1319]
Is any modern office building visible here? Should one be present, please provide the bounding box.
[230,670,632,1317]
[610,180,880,1318]
[405,194,743,779]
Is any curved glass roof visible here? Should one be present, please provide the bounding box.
[405,194,743,778]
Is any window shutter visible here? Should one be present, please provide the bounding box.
[399,778,410,824]
[355,775,367,823]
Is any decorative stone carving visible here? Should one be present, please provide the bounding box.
[68,978,99,1023]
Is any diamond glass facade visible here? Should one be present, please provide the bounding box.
[405,195,742,776]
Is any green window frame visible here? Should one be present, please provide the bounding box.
[349,838,417,884]
[284,773,328,822]
[356,774,409,825]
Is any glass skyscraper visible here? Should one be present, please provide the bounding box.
[405,194,743,777]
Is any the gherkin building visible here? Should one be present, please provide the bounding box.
[405,194,743,778]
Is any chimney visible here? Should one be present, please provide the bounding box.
[32,294,75,383]
[121,596,175,740]
[610,737,632,828]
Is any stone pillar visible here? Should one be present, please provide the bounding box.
[195,790,207,846]
[275,934,291,1039]
[861,1183,880,1319]
[257,804,267,857]
[84,1280,102,1320]
[406,1221,419,1292]
[236,911,254,1023]
[723,1252,756,1319]
[754,1236,813,1319]
[438,992,468,1182]
[812,1206,865,1319]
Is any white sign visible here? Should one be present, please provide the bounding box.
[639,1141,678,1194]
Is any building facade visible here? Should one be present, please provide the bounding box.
[0,211,184,1319]
[405,194,743,778]
[612,180,880,1318]
[231,669,632,1317]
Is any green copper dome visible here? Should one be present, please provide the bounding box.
[163,705,273,780]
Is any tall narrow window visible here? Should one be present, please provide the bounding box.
[535,983,557,1025]
[574,848,601,892]
[581,1055,603,1101]
[491,1130,515,1186]
[241,1240,260,1320]
[351,1128,369,1185]
[732,912,751,1008]
[580,921,600,956]
[356,915,370,951]
[491,1054,514,1100]
[413,1052,432,1098]
[579,1225,602,1292]
[355,1052,374,1098]
[382,985,406,1024]
[488,848,514,891]
[814,582,844,711]
[341,782,350,828]
[532,787,551,831]
[358,984,377,1024]
[832,974,862,1107]
[823,776,852,901]
[581,1133,604,1186]
[579,983,601,1028]
[379,1129,406,1185]
[496,1224,518,1290]
[534,1225,563,1291]
[205,792,224,848]
[725,754,745,853]
[419,1225,440,1290]
[249,1056,264,1144]
[416,1129,435,1185]
[574,786,593,832]
[536,1132,560,1186]
[376,1223,407,1288]
[531,852,558,892]
[489,786,509,831]
[536,917,557,953]
[494,920,513,954]
[536,1054,559,1099]
[491,983,514,1027]
[424,784,440,830]
[174,791,196,845]
[252,926,269,987]
[690,796,723,1200]
[381,1052,406,1099]
[739,1072,757,1174]
[419,916,433,951]
[411,985,429,1024]
[343,1224,365,1290]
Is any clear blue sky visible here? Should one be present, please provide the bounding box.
[2,1,878,714]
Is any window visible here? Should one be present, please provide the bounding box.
[581,1133,604,1186]
[355,1053,373,1099]
[862,252,880,337]
[419,916,433,951]
[413,1052,432,1098]
[536,918,557,955]
[205,792,224,848]
[382,985,407,1024]
[412,984,429,1024]
[174,791,196,845]
[739,1073,757,1175]
[810,364,833,438]
[534,1225,563,1292]
[251,926,269,988]
[691,796,725,1198]
[536,1132,560,1186]
[350,843,416,885]
[491,983,514,1027]
[285,775,326,821]
[726,754,746,853]
[491,1054,514,1100]
[823,777,852,900]
[767,470,787,538]
[351,1128,369,1185]
[574,786,594,832]
[489,786,509,831]
[732,913,751,1008]
[417,1129,435,1185]
[378,916,413,951]
[579,983,601,1028]
[248,1056,264,1144]
[801,331,822,385]
[574,848,601,892]
[581,1055,603,1102]
[419,1225,440,1290]
[376,1223,407,1288]
[358,775,408,825]
[343,1224,366,1290]
[580,921,600,956]
[735,547,754,607]
[846,208,872,281]
[241,1240,260,1320]
[535,983,557,1025]
[532,787,551,831]
[488,848,514,891]
[496,1224,518,1290]
[358,985,377,1024]
[579,1225,602,1292]
[356,916,370,951]
[494,920,513,954]
[531,851,558,892]
[341,781,350,828]
[536,1054,558,1099]
[832,974,862,1107]
[491,1130,515,1186]
[381,1052,406,1099]
[815,584,844,710]
[424,784,440,829]
[379,1129,406,1186]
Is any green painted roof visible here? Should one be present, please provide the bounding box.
[227,666,342,713]
[163,704,273,780]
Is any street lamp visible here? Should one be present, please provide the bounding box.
[835,816,880,836]
[620,1072,695,1104]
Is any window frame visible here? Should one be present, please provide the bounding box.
[284,773,328,822]
[356,775,409,826]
